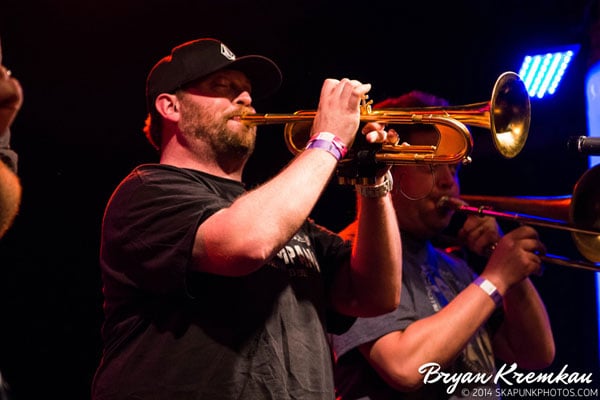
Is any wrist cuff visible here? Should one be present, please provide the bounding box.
[355,170,393,198]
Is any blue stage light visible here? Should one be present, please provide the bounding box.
[518,45,580,99]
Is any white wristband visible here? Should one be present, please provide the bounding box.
[473,276,503,307]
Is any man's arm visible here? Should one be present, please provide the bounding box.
[0,43,23,238]
[0,156,21,238]
[492,278,555,369]
[331,174,402,318]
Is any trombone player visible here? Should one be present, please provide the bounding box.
[331,91,555,400]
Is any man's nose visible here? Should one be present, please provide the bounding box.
[235,91,252,106]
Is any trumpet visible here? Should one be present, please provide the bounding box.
[241,71,531,166]
[438,164,600,272]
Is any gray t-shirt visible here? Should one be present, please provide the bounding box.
[331,233,503,400]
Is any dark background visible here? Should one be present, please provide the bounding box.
[0,0,599,398]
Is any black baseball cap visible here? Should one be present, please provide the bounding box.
[146,38,282,112]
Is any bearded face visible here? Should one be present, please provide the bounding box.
[177,92,257,160]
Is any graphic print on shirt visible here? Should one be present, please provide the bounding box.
[419,263,497,380]
[420,263,453,312]
[270,231,321,276]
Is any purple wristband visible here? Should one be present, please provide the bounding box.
[305,139,342,160]
[308,132,348,158]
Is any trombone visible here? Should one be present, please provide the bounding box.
[241,71,531,167]
[438,165,600,272]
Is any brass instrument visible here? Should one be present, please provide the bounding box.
[241,71,531,165]
[439,165,600,272]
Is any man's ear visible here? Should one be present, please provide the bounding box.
[155,93,180,121]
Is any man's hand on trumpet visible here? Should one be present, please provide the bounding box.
[354,122,400,184]
[311,78,372,151]
[362,123,399,146]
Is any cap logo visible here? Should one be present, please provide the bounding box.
[220,43,236,61]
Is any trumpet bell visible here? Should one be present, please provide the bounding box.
[488,71,531,159]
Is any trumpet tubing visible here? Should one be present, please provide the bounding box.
[241,71,531,165]
[242,109,475,165]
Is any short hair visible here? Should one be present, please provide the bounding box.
[143,109,162,151]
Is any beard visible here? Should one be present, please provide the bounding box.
[177,96,256,160]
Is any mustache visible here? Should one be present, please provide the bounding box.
[231,106,256,118]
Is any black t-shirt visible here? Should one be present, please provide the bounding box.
[92,164,352,400]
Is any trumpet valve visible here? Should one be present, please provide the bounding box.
[360,95,373,115]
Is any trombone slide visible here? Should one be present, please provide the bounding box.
[438,193,600,272]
